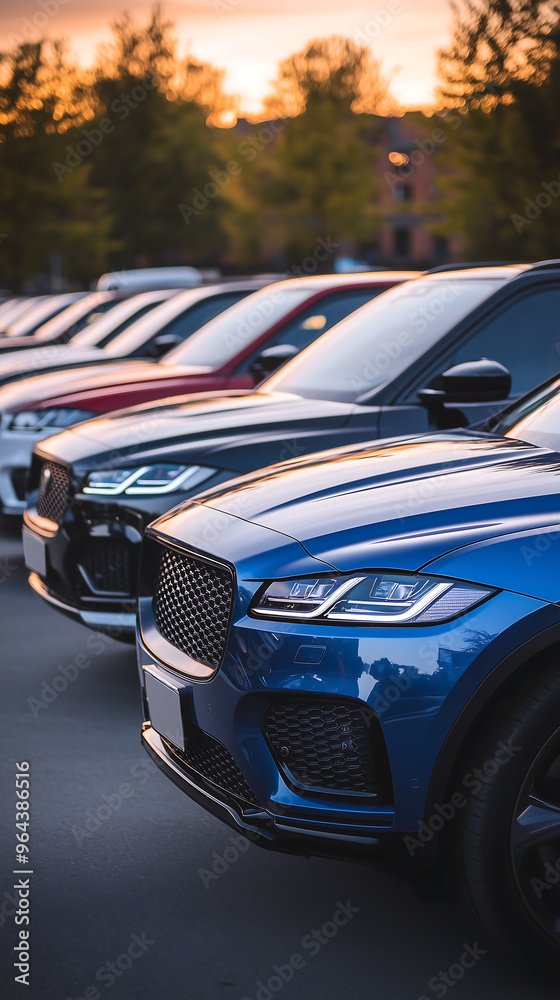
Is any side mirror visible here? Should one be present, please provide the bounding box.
[418,359,512,406]
[249,344,299,381]
[147,332,183,359]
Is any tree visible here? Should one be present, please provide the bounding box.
[86,8,231,267]
[0,40,114,290]
[439,0,560,107]
[436,1,560,259]
[264,35,395,117]
[226,37,391,269]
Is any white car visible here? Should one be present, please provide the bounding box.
[0,280,272,514]
[4,293,87,339]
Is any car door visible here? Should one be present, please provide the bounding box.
[377,282,560,438]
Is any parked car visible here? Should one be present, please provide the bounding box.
[130,371,560,971]
[21,261,560,635]
[1,271,410,516]
[0,290,138,354]
[0,289,169,357]
[97,266,202,291]
[0,280,272,387]
[0,297,46,333]
[2,293,88,339]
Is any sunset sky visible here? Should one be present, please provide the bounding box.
[0,0,453,114]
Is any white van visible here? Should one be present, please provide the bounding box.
[97,266,202,291]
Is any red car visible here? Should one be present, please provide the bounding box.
[0,273,415,421]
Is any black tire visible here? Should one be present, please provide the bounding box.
[455,659,560,975]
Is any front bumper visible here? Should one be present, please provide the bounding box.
[22,455,230,633]
[0,423,67,515]
[28,571,136,636]
[137,516,551,852]
[141,723,393,861]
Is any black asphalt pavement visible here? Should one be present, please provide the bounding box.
[0,520,557,1000]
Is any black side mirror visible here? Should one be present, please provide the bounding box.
[249,344,299,381]
[147,333,183,359]
[419,359,512,406]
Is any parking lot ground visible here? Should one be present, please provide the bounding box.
[0,520,557,1000]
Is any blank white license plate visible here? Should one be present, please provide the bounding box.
[144,666,185,751]
[23,528,47,577]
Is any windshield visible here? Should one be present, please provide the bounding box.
[72,294,172,350]
[491,376,560,451]
[266,276,506,402]
[161,284,311,369]
[6,294,83,338]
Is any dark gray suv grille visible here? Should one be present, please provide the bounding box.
[264,700,378,795]
[80,538,134,596]
[37,461,70,525]
[154,547,233,669]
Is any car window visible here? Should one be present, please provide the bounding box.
[95,303,160,348]
[267,277,505,403]
[55,300,117,341]
[445,287,560,396]
[138,290,249,358]
[235,288,386,374]
[162,285,312,369]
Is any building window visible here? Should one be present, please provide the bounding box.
[394,227,411,257]
[393,184,413,203]
[433,234,448,262]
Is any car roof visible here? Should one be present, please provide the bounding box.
[268,271,419,291]
[70,290,180,348]
[96,279,275,357]
[424,264,529,282]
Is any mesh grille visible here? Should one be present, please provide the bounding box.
[264,700,378,795]
[163,729,259,807]
[37,461,70,525]
[154,547,233,669]
[80,538,134,595]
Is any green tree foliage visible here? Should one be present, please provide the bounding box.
[83,8,230,267]
[0,40,114,291]
[437,1,560,259]
[227,38,393,269]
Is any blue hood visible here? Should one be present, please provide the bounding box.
[182,431,560,600]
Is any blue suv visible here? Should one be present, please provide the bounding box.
[137,374,560,970]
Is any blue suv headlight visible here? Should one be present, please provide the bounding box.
[251,572,495,625]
